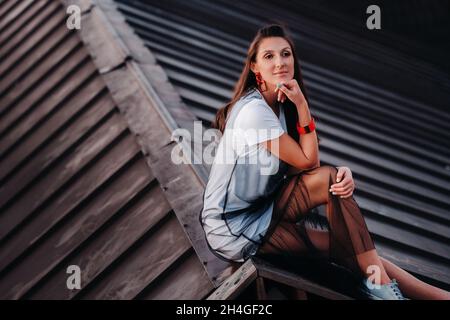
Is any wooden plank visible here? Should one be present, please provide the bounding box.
[0,87,110,184]
[138,252,214,300]
[0,110,133,270]
[376,241,450,287]
[0,0,59,59]
[0,19,82,110]
[308,83,450,150]
[26,180,171,300]
[136,33,238,79]
[0,6,66,77]
[276,1,448,77]
[304,68,450,133]
[0,0,33,31]
[291,288,308,300]
[320,153,450,223]
[255,277,267,300]
[0,0,48,46]
[65,0,127,73]
[366,215,450,263]
[252,257,353,300]
[316,110,450,179]
[0,95,114,221]
[0,112,129,242]
[319,137,450,205]
[122,16,242,69]
[356,194,450,241]
[0,152,149,299]
[263,281,308,300]
[0,77,109,205]
[315,99,450,165]
[0,47,91,136]
[0,25,71,95]
[153,53,235,88]
[115,0,247,48]
[0,90,110,184]
[207,259,257,300]
[0,0,20,19]
[79,214,192,300]
[0,55,95,154]
[318,81,447,148]
[303,62,450,124]
[131,24,240,76]
[238,0,443,81]
[115,2,246,55]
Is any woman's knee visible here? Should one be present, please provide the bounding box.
[302,165,339,190]
[322,165,339,186]
[283,165,341,216]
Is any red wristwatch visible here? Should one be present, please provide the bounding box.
[296,117,316,135]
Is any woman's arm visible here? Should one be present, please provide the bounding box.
[261,79,319,171]
[287,158,320,176]
[262,101,320,170]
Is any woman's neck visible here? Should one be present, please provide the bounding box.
[257,87,280,117]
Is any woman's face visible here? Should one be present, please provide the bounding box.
[251,37,294,91]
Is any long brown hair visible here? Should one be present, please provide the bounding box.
[212,23,319,144]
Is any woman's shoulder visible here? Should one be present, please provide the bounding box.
[236,87,265,107]
[237,90,272,116]
[228,92,263,121]
[236,99,278,125]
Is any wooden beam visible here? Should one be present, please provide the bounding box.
[207,259,257,300]
[252,257,353,300]
[255,277,267,300]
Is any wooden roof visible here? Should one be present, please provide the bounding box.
[0,0,448,300]
[0,0,234,299]
[114,0,450,292]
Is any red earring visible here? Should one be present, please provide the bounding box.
[255,72,267,92]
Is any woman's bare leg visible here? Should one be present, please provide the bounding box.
[303,219,450,298]
[305,229,390,284]
[380,257,450,300]
[356,250,391,285]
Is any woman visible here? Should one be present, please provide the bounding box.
[199,24,449,300]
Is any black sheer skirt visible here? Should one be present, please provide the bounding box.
[255,165,375,277]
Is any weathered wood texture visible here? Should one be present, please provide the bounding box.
[67,0,236,286]
[207,259,257,300]
[0,0,215,300]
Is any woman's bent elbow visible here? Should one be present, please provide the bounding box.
[294,157,318,171]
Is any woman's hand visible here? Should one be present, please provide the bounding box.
[274,79,307,107]
[330,166,355,198]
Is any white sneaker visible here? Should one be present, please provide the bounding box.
[358,278,406,300]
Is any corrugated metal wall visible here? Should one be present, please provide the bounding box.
[115,0,450,290]
[0,0,212,299]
